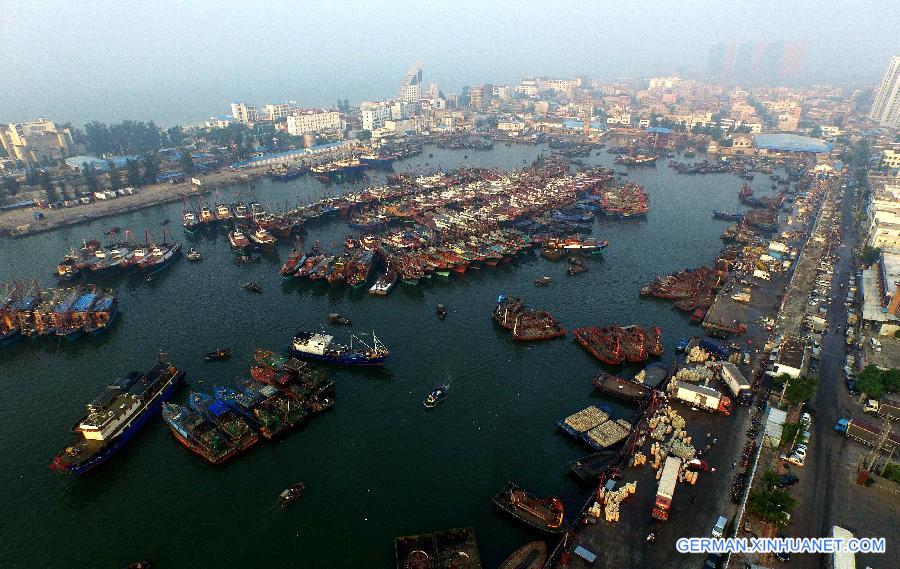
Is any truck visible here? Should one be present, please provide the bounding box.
[699,337,731,360]
[863,396,900,420]
[834,418,900,453]
[720,362,753,405]
[651,456,682,521]
[831,526,856,569]
[672,381,732,415]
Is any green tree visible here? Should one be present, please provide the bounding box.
[166,125,186,146]
[860,246,882,265]
[358,129,372,141]
[107,161,121,190]
[748,487,796,528]
[142,153,161,184]
[2,176,20,196]
[39,171,59,203]
[783,375,818,405]
[180,150,195,175]
[810,126,823,138]
[125,159,143,187]
[83,164,99,193]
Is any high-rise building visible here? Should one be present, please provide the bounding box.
[469,84,493,110]
[871,56,900,128]
[396,63,423,103]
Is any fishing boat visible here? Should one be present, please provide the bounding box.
[499,541,547,569]
[423,384,449,408]
[591,371,651,402]
[229,229,251,251]
[161,402,241,465]
[279,481,306,505]
[290,330,388,366]
[50,359,185,474]
[182,210,199,231]
[205,348,231,361]
[534,276,551,287]
[712,210,744,221]
[248,227,277,250]
[188,391,259,453]
[280,250,306,279]
[493,296,567,341]
[492,483,565,534]
[214,203,233,222]
[368,270,398,295]
[198,206,215,225]
[186,247,202,262]
[243,282,262,293]
[84,293,118,335]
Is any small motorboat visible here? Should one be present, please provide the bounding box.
[328,313,351,326]
[243,282,262,293]
[534,276,551,287]
[436,304,448,320]
[280,482,306,506]
[424,384,449,408]
[186,247,202,262]
[567,265,588,276]
[205,348,231,361]
[126,563,151,569]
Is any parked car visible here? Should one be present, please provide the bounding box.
[777,474,799,487]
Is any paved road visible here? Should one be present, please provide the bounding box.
[788,180,857,568]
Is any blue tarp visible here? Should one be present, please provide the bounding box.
[646,127,672,134]
[208,400,230,417]
[562,119,605,130]
[73,293,98,311]
[753,134,832,153]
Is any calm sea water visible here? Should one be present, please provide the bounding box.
[0,146,773,568]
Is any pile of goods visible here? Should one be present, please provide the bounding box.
[672,363,715,383]
[592,481,637,522]
[584,419,631,450]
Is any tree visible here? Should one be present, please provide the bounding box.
[358,129,372,141]
[861,246,882,266]
[107,161,121,190]
[83,164,99,193]
[2,176,20,196]
[857,365,900,399]
[810,125,823,138]
[748,471,797,527]
[125,159,143,187]
[783,375,817,405]
[166,125,185,147]
[142,153,161,185]
[180,150,195,175]
[38,171,59,203]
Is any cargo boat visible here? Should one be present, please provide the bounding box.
[290,330,388,366]
[50,359,185,474]
[712,210,744,221]
[280,250,306,279]
[492,483,565,534]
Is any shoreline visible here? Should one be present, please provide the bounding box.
[0,166,272,238]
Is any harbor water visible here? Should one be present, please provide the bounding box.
[0,146,774,568]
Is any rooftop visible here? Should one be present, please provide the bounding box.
[753,134,833,153]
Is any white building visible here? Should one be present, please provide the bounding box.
[361,103,393,131]
[395,64,423,103]
[871,56,900,128]
[285,111,342,136]
[230,102,259,123]
[882,148,900,171]
[205,116,233,129]
[0,118,75,164]
[390,101,417,120]
[263,102,301,121]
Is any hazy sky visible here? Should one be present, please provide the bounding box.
[1,0,897,127]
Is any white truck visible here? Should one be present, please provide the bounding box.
[720,363,753,405]
[672,381,732,415]
[864,396,900,420]
[651,456,682,521]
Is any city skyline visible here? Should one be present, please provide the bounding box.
[1,0,897,127]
